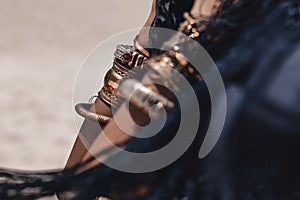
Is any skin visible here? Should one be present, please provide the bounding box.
[63,0,157,171]
[190,0,221,17]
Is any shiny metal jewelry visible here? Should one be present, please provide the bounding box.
[75,103,110,124]
[114,44,147,69]
[98,44,148,108]
[75,40,149,123]
[119,79,174,113]
[147,51,202,84]
[134,35,151,58]
[179,12,202,39]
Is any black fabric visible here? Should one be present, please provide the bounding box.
[149,0,194,48]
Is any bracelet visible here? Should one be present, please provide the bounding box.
[119,79,174,113]
[74,6,224,123]
[75,39,149,123]
[75,28,202,122]
[114,44,147,69]
[98,43,148,108]
[75,103,110,124]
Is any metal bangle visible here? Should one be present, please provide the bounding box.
[97,43,148,108]
[75,103,110,124]
[119,79,174,113]
[98,87,122,108]
[114,44,147,69]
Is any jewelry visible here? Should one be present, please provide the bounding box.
[75,103,110,124]
[114,44,134,63]
[114,44,147,69]
[146,51,202,83]
[179,12,205,39]
[97,44,148,108]
[134,35,151,58]
[119,79,174,113]
[75,40,149,122]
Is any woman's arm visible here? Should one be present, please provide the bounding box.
[64,0,157,170]
[64,0,227,173]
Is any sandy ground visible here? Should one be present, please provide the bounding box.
[0,0,150,184]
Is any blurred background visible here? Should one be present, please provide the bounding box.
[0,0,151,170]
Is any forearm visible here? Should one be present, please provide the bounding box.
[64,0,234,172]
[64,0,157,170]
